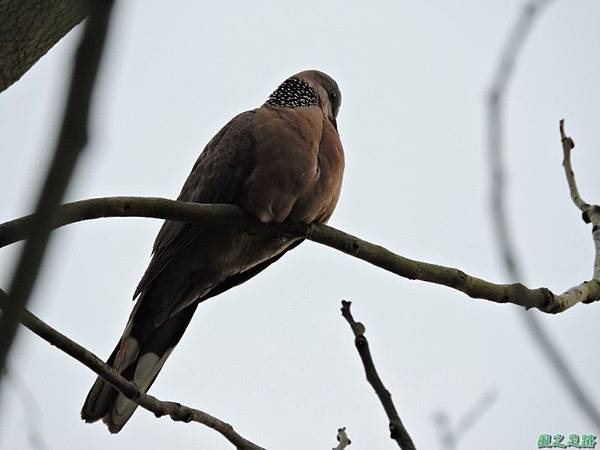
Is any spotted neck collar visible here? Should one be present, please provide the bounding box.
[264,77,318,108]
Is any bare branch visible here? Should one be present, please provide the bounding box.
[0,289,266,450]
[332,427,351,450]
[488,0,555,280]
[433,390,497,450]
[560,119,589,211]
[486,0,600,430]
[0,197,250,249]
[489,0,554,97]
[1,196,599,313]
[340,300,416,450]
[558,120,600,292]
[0,1,115,387]
[452,390,497,440]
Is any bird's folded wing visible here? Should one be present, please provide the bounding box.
[133,110,258,300]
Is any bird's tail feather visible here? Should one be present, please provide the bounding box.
[80,303,198,433]
[80,344,121,422]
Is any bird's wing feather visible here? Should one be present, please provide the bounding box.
[200,238,303,302]
[133,110,257,299]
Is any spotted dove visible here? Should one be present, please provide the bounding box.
[80,70,345,432]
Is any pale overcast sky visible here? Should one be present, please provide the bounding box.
[1,1,600,449]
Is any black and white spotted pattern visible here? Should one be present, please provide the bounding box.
[264,77,318,108]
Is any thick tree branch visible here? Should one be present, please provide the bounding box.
[0,1,114,387]
[0,197,251,249]
[486,0,600,430]
[0,289,266,450]
[0,0,88,92]
[340,301,415,450]
[1,195,599,313]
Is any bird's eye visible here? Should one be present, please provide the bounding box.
[328,90,337,103]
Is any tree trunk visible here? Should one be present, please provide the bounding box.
[0,0,88,92]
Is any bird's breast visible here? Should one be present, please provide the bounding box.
[241,106,344,224]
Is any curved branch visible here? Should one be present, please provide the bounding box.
[1,196,598,313]
[0,289,265,450]
[0,196,252,248]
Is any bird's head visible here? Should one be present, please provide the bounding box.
[264,70,341,129]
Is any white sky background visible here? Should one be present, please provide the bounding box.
[1,1,599,449]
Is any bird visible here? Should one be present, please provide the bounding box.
[80,69,345,432]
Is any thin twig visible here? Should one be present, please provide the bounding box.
[558,121,600,294]
[0,0,115,390]
[488,0,554,281]
[486,0,600,430]
[0,289,265,450]
[432,412,455,450]
[453,390,497,443]
[1,196,599,313]
[340,300,416,450]
[332,427,351,450]
[559,121,600,272]
[433,390,497,450]
[559,120,589,211]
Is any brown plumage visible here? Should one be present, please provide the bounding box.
[80,69,345,432]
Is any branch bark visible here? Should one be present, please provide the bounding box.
[0,289,266,450]
[0,197,251,249]
[340,301,416,450]
[1,195,599,314]
[0,0,88,92]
